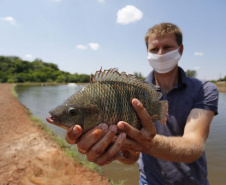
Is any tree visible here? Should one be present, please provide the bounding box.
[186,70,197,78]
[134,72,145,81]
[0,55,91,83]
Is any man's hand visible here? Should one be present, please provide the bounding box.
[65,123,126,166]
[117,98,157,153]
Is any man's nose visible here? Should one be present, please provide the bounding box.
[157,48,165,55]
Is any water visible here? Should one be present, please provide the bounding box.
[15,85,226,185]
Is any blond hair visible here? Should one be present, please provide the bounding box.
[145,23,183,48]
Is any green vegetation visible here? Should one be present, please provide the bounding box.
[0,56,90,83]
[218,76,226,82]
[134,72,145,81]
[185,70,197,78]
[109,179,125,185]
[10,84,18,98]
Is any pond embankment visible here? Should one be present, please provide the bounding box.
[0,83,110,185]
[216,82,226,93]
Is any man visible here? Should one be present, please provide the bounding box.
[65,23,219,185]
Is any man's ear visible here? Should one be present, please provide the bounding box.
[179,44,184,55]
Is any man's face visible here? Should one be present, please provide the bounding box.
[147,33,182,55]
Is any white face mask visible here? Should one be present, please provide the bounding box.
[147,47,181,74]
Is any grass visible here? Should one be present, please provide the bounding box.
[109,179,125,185]
[10,84,18,98]
[11,83,124,185]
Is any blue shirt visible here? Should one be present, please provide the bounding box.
[138,67,219,185]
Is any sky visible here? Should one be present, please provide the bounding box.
[0,0,225,80]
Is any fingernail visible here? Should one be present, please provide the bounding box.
[73,126,80,134]
[110,125,117,133]
[133,99,139,106]
[101,123,108,131]
[120,132,126,139]
[118,121,124,130]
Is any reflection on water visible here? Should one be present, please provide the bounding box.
[15,85,226,185]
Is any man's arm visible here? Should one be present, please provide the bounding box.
[118,99,215,163]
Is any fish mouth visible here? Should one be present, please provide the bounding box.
[46,111,60,124]
[46,112,68,130]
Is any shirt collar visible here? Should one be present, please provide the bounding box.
[145,66,187,89]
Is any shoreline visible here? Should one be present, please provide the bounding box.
[215,81,226,93]
[14,82,88,86]
[216,86,226,93]
[5,82,226,93]
[0,83,110,185]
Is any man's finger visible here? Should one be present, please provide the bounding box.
[117,121,152,147]
[132,98,156,133]
[86,125,117,162]
[77,123,108,153]
[94,132,126,166]
[65,125,82,144]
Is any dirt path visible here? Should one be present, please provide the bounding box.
[0,84,110,185]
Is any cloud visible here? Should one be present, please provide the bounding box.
[98,0,105,3]
[0,16,16,25]
[52,0,62,2]
[25,54,33,60]
[76,45,88,50]
[88,43,100,50]
[116,5,143,25]
[194,52,204,56]
[77,43,100,51]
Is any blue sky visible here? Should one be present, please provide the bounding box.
[0,0,225,80]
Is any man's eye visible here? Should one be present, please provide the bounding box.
[150,48,158,53]
[163,46,171,50]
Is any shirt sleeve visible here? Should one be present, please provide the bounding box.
[192,81,219,115]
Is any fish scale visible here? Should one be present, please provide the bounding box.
[46,68,168,134]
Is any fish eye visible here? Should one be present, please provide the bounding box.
[68,107,77,116]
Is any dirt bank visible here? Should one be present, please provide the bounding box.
[0,84,110,185]
[217,86,226,93]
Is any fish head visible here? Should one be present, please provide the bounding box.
[46,101,85,130]
[46,90,101,133]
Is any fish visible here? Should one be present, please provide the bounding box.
[46,68,168,134]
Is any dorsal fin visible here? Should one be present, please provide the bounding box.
[90,68,162,100]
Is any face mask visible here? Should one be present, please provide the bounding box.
[147,47,181,74]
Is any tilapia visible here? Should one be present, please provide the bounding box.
[46,68,168,134]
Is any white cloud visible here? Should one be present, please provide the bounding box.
[25,54,33,59]
[88,43,100,50]
[76,45,87,50]
[52,0,62,2]
[116,5,143,25]
[77,43,100,51]
[194,52,204,56]
[0,16,16,25]
[98,0,105,3]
